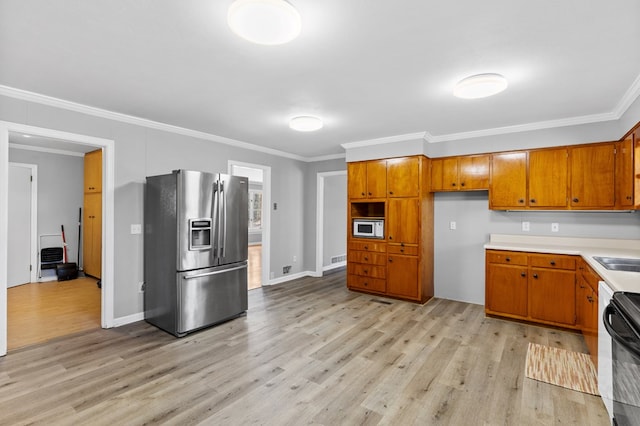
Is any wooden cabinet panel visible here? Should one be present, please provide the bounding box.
[528,148,568,208]
[348,263,386,279]
[529,253,575,270]
[348,275,386,293]
[486,250,528,266]
[387,157,419,197]
[490,152,527,209]
[528,268,576,326]
[348,241,386,252]
[84,149,102,193]
[387,255,418,299]
[430,158,445,191]
[348,250,386,265]
[387,198,419,245]
[570,143,615,208]
[348,162,367,199]
[458,155,490,190]
[486,264,528,317]
[83,192,102,278]
[387,244,419,256]
[616,137,634,208]
[367,160,387,198]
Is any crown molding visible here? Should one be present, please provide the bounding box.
[612,72,640,118]
[341,132,426,150]
[0,85,323,162]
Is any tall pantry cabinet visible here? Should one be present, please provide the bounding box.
[347,155,434,303]
[83,149,102,278]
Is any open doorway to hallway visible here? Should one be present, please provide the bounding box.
[229,161,271,290]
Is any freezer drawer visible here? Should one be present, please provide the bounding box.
[177,262,248,336]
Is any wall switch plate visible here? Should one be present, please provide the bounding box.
[522,221,530,232]
[293,255,297,262]
[551,223,559,232]
[131,224,142,234]
[449,221,456,230]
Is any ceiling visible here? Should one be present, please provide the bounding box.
[1,0,639,160]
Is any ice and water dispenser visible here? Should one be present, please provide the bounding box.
[189,218,212,250]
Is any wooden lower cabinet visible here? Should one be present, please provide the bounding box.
[83,192,102,278]
[576,259,600,367]
[387,254,418,299]
[485,250,577,328]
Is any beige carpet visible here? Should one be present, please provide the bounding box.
[525,342,599,395]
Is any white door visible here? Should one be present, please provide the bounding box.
[8,164,33,287]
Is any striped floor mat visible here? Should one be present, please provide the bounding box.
[524,342,599,396]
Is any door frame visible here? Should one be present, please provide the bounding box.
[0,121,115,356]
[8,162,38,284]
[228,160,271,286]
[315,170,347,277]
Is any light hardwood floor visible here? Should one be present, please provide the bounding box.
[7,277,101,350]
[0,270,609,425]
[248,244,262,290]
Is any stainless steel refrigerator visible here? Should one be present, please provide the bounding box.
[144,169,248,337]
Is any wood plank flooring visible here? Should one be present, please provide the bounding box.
[0,270,609,425]
[7,277,101,350]
[248,244,262,290]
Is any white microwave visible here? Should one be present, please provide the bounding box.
[353,219,384,239]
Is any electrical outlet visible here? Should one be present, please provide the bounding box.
[293,255,297,262]
[283,265,291,274]
[449,221,456,230]
[522,221,530,232]
[131,224,142,234]
[139,281,145,293]
[551,223,559,232]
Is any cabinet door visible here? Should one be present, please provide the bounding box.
[529,268,575,325]
[387,198,419,245]
[387,157,419,197]
[84,149,102,193]
[348,162,367,199]
[366,160,387,198]
[387,254,418,299]
[570,144,615,208]
[430,158,445,192]
[490,152,527,209]
[441,157,459,191]
[575,274,589,330]
[83,192,102,278]
[529,148,568,208]
[616,137,634,208]
[458,155,489,190]
[486,264,528,317]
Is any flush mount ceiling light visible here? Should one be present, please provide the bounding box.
[453,73,508,99]
[289,115,323,132]
[227,0,301,45]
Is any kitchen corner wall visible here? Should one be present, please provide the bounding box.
[0,94,321,321]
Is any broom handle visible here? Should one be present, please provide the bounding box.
[61,224,68,263]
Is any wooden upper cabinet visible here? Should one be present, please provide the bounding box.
[528,148,568,208]
[348,160,387,199]
[84,149,102,193]
[387,157,419,197]
[570,143,615,209]
[387,198,419,245]
[490,152,527,209]
[431,155,489,192]
[616,137,634,208]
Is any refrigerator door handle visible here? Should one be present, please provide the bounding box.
[214,180,221,259]
[183,263,248,279]
[221,180,227,258]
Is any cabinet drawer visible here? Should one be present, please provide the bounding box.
[348,263,386,279]
[486,250,528,266]
[581,261,601,291]
[348,250,386,265]
[387,244,419,255]
[530,254,576,270]
[348,275,386,293]
[348,241,386,253]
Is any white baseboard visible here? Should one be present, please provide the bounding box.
[266,270,319,285]
[323,261,346,272]
[112,312,144,327]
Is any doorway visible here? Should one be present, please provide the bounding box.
[7,163,37,287]
[229,161,271,289]
[315,171,347,276]
[0,122,115,357]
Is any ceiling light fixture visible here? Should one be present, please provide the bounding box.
[453,73,508,99]
[227,0,301,45]
[289,116,323,132]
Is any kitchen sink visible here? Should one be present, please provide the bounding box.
[593,256,640,273]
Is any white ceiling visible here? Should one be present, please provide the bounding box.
[1,0,639,160]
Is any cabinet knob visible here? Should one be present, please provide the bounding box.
[573,198,579,203]
[627,196,633,200]
[530,199,536,203]
[361,192,365,196]
[364,246,368,250]
[460,182,465,187]
[364,282,368,287]
[368,192,372,196]
[363,269,368,274]
[364,256,368,261]
[452,183,456,187]
[533,273,539,279]
[505,257,511,262]
[388,258,393,263]
[400,248,404,253]
[550,261,556,266]
[579,284,586,289]
[389,191,394,195]
[518,199,525,204]
[520,272,526,277]
[587,296,594,303]
[389,236,393,240]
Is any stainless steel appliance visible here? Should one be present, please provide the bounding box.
[603,291,640,426]
[144,170,248,337]
[352,218,384,239]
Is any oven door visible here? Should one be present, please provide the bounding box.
[603,294,640,426]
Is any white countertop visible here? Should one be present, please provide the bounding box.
[484,234,640,294]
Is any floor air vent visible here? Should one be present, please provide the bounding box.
[330,254,346,264]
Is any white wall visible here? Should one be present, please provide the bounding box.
[9,148,84,265]
[322,174,347,267]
